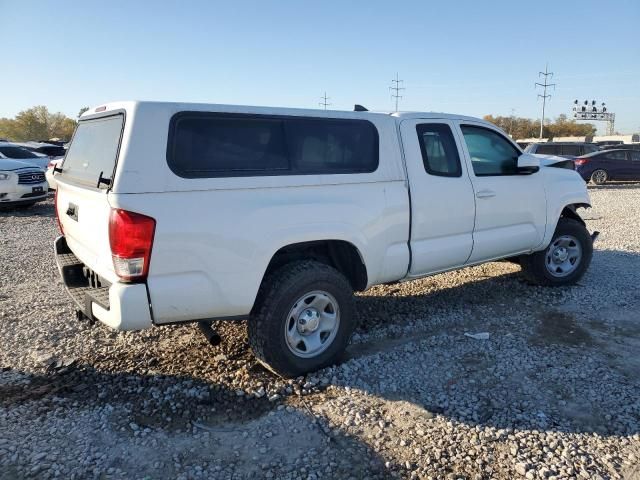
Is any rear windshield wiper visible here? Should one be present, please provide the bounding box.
[96,171,112,189]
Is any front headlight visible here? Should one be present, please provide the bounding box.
[0,172,10,181]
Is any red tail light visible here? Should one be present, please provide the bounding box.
[108,209,156,282]
[574,158,589,166]
[54,189,64,235]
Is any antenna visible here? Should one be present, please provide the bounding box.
[535,63,556,139]
[389,73,405,112]
[319,92,331,110]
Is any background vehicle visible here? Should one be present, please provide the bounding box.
[45,158,63,190]
[16,141,67,159]
[0,142,50,170]
[0,158,48,208]
[600,143,640,151]
[53,101,595,377]
[524,142,600,159]
[575,149,640,184]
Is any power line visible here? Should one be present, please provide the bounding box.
[319,92,331,110]
[389,73,405,112]
[535,64,556,139]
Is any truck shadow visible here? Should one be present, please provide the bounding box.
[0,364,388,479]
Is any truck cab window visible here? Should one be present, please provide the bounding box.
[415,123,461,177]
[460,125,520,176]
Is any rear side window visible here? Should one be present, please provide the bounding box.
[536,144,560,155]
[607,151,627,160]
[583,144,599,154]
[167,113,378,178]
[415,123,461,177]
[60,114,124,188]
[561,145,581,156]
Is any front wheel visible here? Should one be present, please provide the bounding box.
[520,217,593,286]
[248,261,356,377]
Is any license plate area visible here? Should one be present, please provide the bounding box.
[32,186,43,193]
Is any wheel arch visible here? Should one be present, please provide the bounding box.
[539,202,591,251]
[257,239,369,300]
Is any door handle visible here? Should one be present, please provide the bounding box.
[476,190,496,199]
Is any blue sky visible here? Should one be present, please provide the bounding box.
[2,0,639,134]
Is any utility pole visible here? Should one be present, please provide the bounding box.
[318,92,331,110]
[389,73,405,112]
[535,64,555,139]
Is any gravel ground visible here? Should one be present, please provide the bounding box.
[1,184,640,480]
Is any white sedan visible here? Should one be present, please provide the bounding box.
[0,159,48,208]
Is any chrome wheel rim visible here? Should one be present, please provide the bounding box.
[284,290,340,358]
[545,235,582,277]
[592,170,607,184]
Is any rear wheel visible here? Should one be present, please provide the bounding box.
[590,169,608,185]
[248,261,356,377]
[520,217,592,286]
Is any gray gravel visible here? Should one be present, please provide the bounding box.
[1,184,640,479]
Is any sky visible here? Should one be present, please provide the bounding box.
[2,0,639,134]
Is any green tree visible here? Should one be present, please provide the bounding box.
[78,107,90,118]
[0,106,77,141]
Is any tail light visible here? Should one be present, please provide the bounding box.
[574,158,589,166]
[54,189,64,235]
[108,209,156,282]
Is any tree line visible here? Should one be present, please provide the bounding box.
[0,106,87,142]
[483,114,596,140]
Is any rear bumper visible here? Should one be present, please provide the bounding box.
[54,236,153,330]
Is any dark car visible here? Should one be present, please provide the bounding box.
[524,142,600,159]
[574,149,640,184]
[600,143,640,151]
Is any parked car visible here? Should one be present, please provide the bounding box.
[600,143,640,151]
[16,141,67,159]
[53,101,595,377]
[0,142,50,170]
[45,158,63,190]
[574,149,640,184]
[0,158,48,208]
[524,142,600,159]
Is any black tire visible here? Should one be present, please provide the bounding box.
[590,169,608,185]
[520,217,592,286]
[248,260,355,377]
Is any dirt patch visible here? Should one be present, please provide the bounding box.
[530,310,594,346]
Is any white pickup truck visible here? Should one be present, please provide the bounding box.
[53,101,595,376]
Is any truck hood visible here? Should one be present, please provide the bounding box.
[533,154,573,167]
[0,158,44,171]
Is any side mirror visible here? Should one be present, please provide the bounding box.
[517,153,540,174]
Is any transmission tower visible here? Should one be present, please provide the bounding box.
[389,73,405,112]
[535,64,556,139]
[319,92,331,110]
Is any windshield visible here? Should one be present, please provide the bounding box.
[60,114,124,188]
[0,146,40,159]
